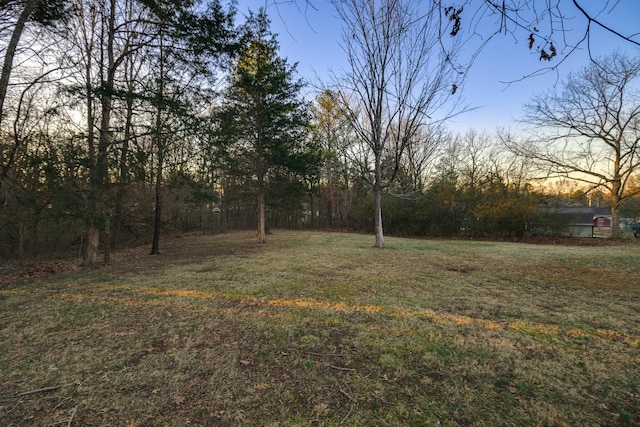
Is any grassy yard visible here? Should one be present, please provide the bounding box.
[1,230,638,426]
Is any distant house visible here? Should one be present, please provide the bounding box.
[590,214,610,236]
[536,206,612,238]
[592,214,613,238]
[593,215,611,228]
[566,208,600,238]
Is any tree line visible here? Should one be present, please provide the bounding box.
[2,0,640,264]
[0,0,310,263]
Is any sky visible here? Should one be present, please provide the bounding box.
[234,1,640,133]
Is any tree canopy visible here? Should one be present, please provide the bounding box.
[218,11,317,243]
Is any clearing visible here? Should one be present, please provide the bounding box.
[1,230,638,426]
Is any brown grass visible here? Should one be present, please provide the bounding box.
[1,230,639,426]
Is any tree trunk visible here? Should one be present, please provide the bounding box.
[17,221,26,261]
[95,0,117,261]
[102,215,111,263]
[374,186,384,247]
[326,164,333,227]
[82,58,96,267]
[309,191,316,227]
[0,0,37,131]
[150,23,165,255]
[84,226,100,267]
[150,176,162,254]
[150,115,164,255]
[257,191,266,243]
[114,91,134,246]
[611,207,621,239]
[342,152,350,227]
[83,0,116,267]
[611,185,621,239]
[374,150,384,248]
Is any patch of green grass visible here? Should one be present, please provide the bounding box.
[1,230,638,426]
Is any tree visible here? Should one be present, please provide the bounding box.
[0,0,70,259]
[333,0,460,247]
[219,11,312,243]
[146,0,236,255]
[310,89,353,227]
[67,0,146,266]
[0,0,66,132]
[62,0,236,263]
[1,0,240,261]
[504,52,640,239]
[395,123,443,194]
[0,0,67,182]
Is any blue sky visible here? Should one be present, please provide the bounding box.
[235,1,640,133]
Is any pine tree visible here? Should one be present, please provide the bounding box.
[219,10,313,243]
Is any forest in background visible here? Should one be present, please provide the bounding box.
[2,0,640,263]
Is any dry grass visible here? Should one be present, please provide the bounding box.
[1,230,639,426]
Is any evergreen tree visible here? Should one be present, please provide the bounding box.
[219,11,314,243]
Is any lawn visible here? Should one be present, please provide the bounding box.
[1,230,638,426]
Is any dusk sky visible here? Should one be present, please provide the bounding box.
[235,1,640,133]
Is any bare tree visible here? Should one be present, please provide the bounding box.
[310,89,354,227]
[0,0,72,259]
[459,1,639,70]
[0,0,69,130]
[0,1,37,133]
[333,0,460,247]
[400,123,445,193]
[504,52,640,238]
[68,0,145,266]
[457,129,493,191]
[0,0,66,174]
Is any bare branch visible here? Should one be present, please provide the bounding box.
[506,52,640,237]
